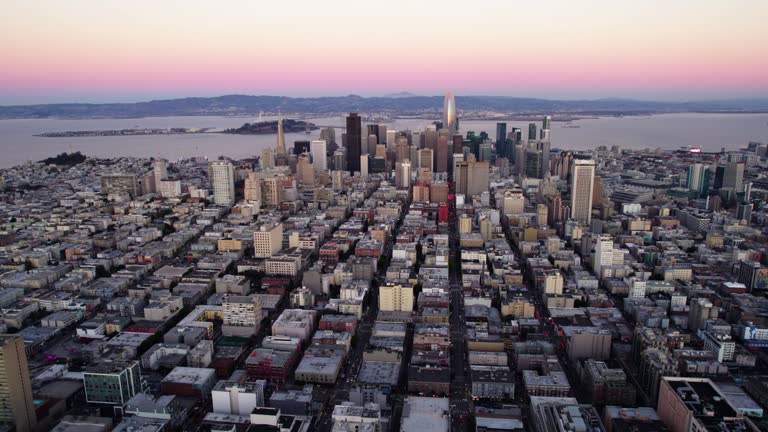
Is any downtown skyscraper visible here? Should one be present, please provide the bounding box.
[276,112,287,161]
[346,113,362,174]
[443,92,457,135]
[570,159,596,225]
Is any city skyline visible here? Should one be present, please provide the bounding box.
[2,0,768,104]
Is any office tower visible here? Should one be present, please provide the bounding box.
[593,235,614,278]
[151,159,168,193]
[510,127,522,142]
[537,141,551,176]
[592,176,604,207]
[311,140,328,172]
[244,172,262,202]
[722,162,745,192]
[542,115,551,131]
[548,193,563,226]
[333,150,346,171]
[296,154,315,186]
[430,182,449,204]
[688,298,717,330]
[293,140,310,155]
[319,127,337,153]
[570,159,596,225]
[737,202,752,224]
[222,295,263,337]
[409,142,418,167]
[379,283,414,312]
[566,329,611,363]
[502,189,525,216]
[555,151,574,182]
[395,161,411,190]
[360,155,369,178]
[378,125,388,146]
[253,222,283,258]
[260,148,275,170]
[261,176,282,207]
[411,131,423,149]
[366,124,379,143]
[0,335,36,432]
[436,133,449,173]
[367,135,378,155]
[345,113,362,174]
[386,130,398,150]
[496,123,507,149]
[478,142,492,162]
[528,123,537,141]
[737,260,763,291]
[276,112,287,158]
[515,143,526,175]
[209,161,236,207]
[712,165,725,189]
[539,129,551,141]
[396,138,410,162]
[375,144,386,158]
[424,127,438,152]
[687,163,711,198]
[455,161,490,202]
[418,148,434,172]
[443,92,457,135]
[537,204,548,227]
[452,134,463,154]
[83,361,142,406]
[332,170,346,192]
[744,181,752,201]
[525,149,543,178]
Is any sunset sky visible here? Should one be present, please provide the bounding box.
[2,0,767,104]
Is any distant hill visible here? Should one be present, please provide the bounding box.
[1,94,768,119]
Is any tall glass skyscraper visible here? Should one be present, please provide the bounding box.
[346,113,362,174]
[443,92,457,135]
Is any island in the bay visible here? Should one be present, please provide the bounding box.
[36,127,213,137]
[222,119,318,134]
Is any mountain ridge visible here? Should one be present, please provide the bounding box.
[2,94,768,119]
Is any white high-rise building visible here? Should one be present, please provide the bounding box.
[360,155,369,179]
[311,140,328,172]
[570,159,595,225]
[209,161,236,207]
[593,235,614,278]
[253,222,283,258]
[396,160,411,189]
[212,380,266,415]
[386,130,398,151]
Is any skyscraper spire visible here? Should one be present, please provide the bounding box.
[276,111,286,157]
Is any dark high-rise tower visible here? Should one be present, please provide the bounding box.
[528,123,537,142]
[346,113,362,174]
[496,123,507,147]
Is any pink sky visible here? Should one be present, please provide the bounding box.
[2,0,767,103]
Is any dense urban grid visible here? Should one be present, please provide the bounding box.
[1,93,768,432]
